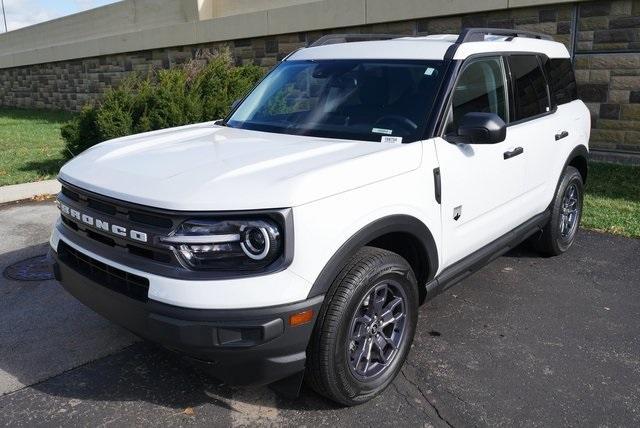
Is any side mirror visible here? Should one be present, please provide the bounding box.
[455,112,506,144]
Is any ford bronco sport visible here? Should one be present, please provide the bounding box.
[51,28,590,405]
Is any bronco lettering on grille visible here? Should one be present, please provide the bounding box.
[57,201,148,243]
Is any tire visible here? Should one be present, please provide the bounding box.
[306,246,419,406]
[533,166,584,256]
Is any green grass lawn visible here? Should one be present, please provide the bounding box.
[583,162,640,238]
[0,108,74,187]
[0,108,638,238]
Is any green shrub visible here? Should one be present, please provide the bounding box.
[61,50,263,159]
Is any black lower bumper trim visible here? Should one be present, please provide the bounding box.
[51,247,323,386]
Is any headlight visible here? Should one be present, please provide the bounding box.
[162,218,283,271]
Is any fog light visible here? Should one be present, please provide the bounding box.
[289,309,314,326]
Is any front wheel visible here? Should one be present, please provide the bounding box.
[306,247,418,406]
[534,166,584,256]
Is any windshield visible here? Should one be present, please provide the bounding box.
[226,59,446,143]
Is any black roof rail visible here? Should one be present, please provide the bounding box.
[307,28,554,57]
[309,34,406,47]
[456,27,554,43]
[444,27,555,59]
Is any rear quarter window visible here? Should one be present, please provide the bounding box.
[543,58,578,106]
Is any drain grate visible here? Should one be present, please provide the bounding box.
[3,254,55,281]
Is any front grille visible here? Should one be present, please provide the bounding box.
[61,215,78,231]
[86,229,116,247]
[60,184,175,232]
[57,241,149,302]
[61,186,80,202]
[61,215,172,264]
[88,198,117,216]
[129,211,173,229]
[58,183,178,266]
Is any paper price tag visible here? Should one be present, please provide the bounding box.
[381,136,403,144]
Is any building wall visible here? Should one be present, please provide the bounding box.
[0,0,638,152]
[572,1,640,152]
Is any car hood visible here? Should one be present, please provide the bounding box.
[59,122,422,211]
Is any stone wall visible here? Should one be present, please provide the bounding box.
[0,0,639,152]
[573,1,640,152]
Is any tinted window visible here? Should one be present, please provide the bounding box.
[227,60,446,143]
[446,56,508,134]
[508,55,550,121]
[543,58,578,106]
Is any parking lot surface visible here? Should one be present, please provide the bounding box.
[0,201,638,427]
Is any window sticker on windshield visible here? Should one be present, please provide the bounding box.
[381,136,403,144]
[372,128,393,135]
[424,67,436,76]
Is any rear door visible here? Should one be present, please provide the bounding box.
[434,56,527,268]
[540,57,584,205]
[504,54,558,217]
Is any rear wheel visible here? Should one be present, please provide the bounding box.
[533,166,584,256]
[306,247,418,406]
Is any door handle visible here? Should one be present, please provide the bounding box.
[555,131,569,141]
[503,147,524,160]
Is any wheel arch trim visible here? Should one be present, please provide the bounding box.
[556,145,589,200]
[565,145,589,185]
[306,215,438,299]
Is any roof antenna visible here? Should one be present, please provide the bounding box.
[1,0,8,33]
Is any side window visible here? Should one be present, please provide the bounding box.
[542,57,578,107]
[508,55,550,121]
[445,56,508,135]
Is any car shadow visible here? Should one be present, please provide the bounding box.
[501,232,558,259]
[22,338,342,413]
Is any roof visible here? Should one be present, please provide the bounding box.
[289,39,454,61]
[287,32,570,62]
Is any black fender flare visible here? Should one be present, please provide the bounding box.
[545,144,588,216]
[557,145,589,192]
[306,215,438,299]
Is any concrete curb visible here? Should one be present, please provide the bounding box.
[590,149,640,166]
[0,180,60,204]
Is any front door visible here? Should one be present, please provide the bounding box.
[434,55,526,268]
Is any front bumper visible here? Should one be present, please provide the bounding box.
[51,245,324,386]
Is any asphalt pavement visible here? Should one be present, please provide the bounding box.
[0,200,638,427]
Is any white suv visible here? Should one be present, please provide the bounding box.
[50,28,590,405]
